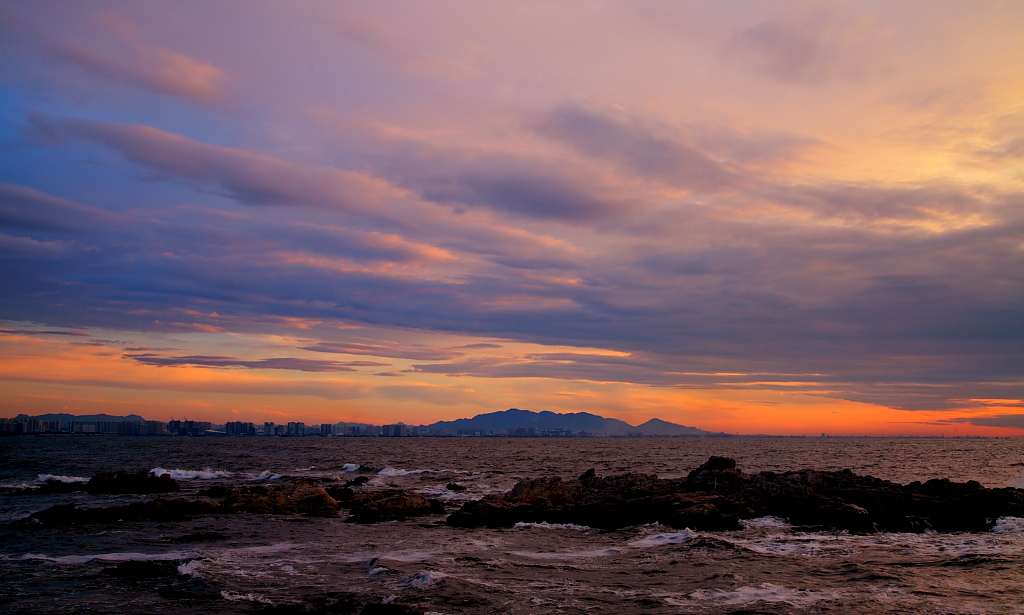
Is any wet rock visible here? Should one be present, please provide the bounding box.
[85,470,181,495]
[446,482,466,492]
[326,486,354,505]
[685,456,748,493]
[344,476,370,488]
[223,480,340,517]
[102,560,184,578]
[196,485,232,497]
[447,472,741,530]
[21,498,222,526]
[446,456,1024,533]
[345,490,445,523]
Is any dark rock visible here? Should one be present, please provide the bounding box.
[21,498,222,526]
[446,482,466,492]
[326,486,354,505]
[345,476,370,488]
[33,479,86,495]
[102,560,183,578]
[345,490,445,523]
[196,485,232,497]
[9,480,84,496]
[685,456,747,492]
[446,456,1024,533]
[223,480,340,517]
[85,470,181,495]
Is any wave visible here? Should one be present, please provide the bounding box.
[405,570,447,588]
[177,559,203,578]
[292,466,315,472]
[689,583,837,607]
[255,470,281,480]
[342,464,360,472]
[629,529,698,547]
[150,467,232,480]
[513,521,590,531]
[37,474,89,484]
[19,550,189,565]
[992,516,1024,534]
[378,467,430,477]
[221,591,273,604]
[739,516,791,529]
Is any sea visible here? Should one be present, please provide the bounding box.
[2,435,1023,614]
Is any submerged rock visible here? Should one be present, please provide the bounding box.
[21,498,222,526]
[85,470,181,495]
[10,470,180,496]
[446,457,1024,533]
[223,480,340,517]
[345,490,445,523]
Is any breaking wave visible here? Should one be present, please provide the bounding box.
[37,474,89,483]
[629,529,698,547]
[378,467,430,477]
[513,521,590,531]
[150,467,232,480]
[992,516,1024,534]
[20,551,189,565]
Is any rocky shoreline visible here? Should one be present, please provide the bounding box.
[13,457,1024,533]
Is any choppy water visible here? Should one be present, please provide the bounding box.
[2,436,1023,614]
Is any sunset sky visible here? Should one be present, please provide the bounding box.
[1,1,1022,435]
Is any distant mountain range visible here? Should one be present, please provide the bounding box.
[424,408,719,436]
[14,409,719,436]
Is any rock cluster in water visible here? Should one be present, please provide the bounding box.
[446,456,1024,533]
[20,479,341,526]
[15,457,1024,533]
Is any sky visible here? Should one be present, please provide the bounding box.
[1,1,1022,435]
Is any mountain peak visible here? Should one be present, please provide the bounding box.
[426,408,713,436]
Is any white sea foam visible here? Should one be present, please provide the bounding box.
[21,551,188,565]
[369,567,389,576]
[342,463,360,472]
[177,559,203,578]
[405,571,447,589]
[37,474,89,483]
[256,470,281,480]
[991,517,1024,534]
[150,467,232,480]
[690,583,837,607]
[729,534,841,556]
[740,516,791,529]
[378,467,430,477]
[226,543,296,555]
[0,481,35,490]
[513,521,591,531]
[629,529,698,547]
[221,591,273,604]
[292,466,315,472]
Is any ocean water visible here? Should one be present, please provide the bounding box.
[2,436,1023,614]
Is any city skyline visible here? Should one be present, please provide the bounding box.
[1,2,1023,436]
